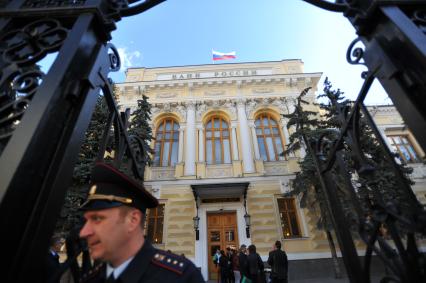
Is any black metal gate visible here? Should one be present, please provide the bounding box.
[299,1,426,282]
[0,1,164,282]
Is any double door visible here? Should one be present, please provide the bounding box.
[207,212,239,280]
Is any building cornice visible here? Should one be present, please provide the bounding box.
[117,72,322,90]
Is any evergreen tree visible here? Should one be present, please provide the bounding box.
[128,95,154,170]
[283,85,341,277]
[55,94,110,236]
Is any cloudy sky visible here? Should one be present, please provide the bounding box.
[48,0,390,105]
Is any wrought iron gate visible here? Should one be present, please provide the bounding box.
[299,1,426,282]
[0,1,164,282]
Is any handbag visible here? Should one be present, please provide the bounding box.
[241,275,252,283]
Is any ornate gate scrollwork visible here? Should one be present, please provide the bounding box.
[0,1,164,282]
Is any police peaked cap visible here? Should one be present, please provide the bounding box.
[80,163,158,212]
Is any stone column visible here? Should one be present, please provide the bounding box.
[378,126,393,150]
[231,123,239,160]
[280,118,290,145]
[178,127,185,163]
[249,122,261,160]
[198,126,204,162]
[280,118,294,157]
[237,100,255,173]
[185,102,196,175]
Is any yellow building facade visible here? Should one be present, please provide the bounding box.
[116,60,426,280]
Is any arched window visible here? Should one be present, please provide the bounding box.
[153,118,179,166]
[255,113,284,161]
[205,117,231,165]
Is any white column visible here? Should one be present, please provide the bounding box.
[280,118,294,157]
[231,123,239,160]
[300,140,306,158]
[198,126,204,162]
[178,127,184,163]
[280,118,291,145]
[237,100,255,173]
[378,126,393,150]
[185,102,196,175]
[249,123,261,160]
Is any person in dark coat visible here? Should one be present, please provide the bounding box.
[226,247,235,283]
[267,241,288,283]
[219,250,230,283]
[238,245,248,282]
[45,236,63,283]
[246,245,265,283]
[78,163,204,283]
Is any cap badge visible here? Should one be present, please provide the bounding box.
[89,185,97,195]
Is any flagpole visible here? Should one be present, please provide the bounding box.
[212,49,215,64]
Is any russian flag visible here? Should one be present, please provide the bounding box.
[212,50,236,61]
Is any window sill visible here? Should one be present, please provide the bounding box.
[281,236,309,241]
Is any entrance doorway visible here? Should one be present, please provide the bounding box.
[207,211,239,280]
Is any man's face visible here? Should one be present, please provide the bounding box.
[79,207,133,263]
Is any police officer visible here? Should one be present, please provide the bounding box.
[79,163,205,283]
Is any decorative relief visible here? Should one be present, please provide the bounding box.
[151,105,161,116]
[150,185,161,199]
[223,100,237,118]
[156,92,177,99]
[245,100,258,117]
[253,88,273,94]
[264,162,288,175]
[280,179,293,194]
[163,103,171,112]
[272,98,287,112]
[196,102,207,121]
[206,165,233,178]
[205,90,225,96]
[175,103,187,120]
[150,102,187,121]
[186,101,196,110]
[151,167,175,180]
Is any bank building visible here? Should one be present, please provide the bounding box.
[116,60,426,280]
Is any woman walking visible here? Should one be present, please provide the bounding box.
[245,245,265,283]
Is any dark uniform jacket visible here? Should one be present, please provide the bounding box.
[80,241,204,283]
[267,249,288,280]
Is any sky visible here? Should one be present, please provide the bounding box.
[88,1,392,105]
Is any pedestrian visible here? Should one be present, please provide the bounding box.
[226,247,235,283]
[231,248,240,283]
[267,241,288,283]
[213,248,221,267]
[238,245,248,283]
[246,244,265,283]
[45,236,63,283]
[78,163,204,283]
[219,250,230,283]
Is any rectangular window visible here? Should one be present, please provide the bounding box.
[277,198,301,238]
[387,135,419,163]
[146,204,165,244]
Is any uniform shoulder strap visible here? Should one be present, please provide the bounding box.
[151,250,188,275]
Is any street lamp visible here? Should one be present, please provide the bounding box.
[193,216,200,241]
[244,213,251,238]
